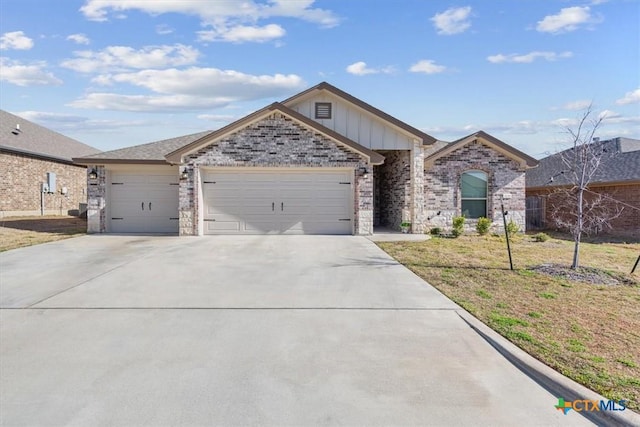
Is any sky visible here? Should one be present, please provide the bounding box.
[0,0,638,158]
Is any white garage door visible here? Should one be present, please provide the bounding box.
[202,169,353,235]
[109,173,179,233]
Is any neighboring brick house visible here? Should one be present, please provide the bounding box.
[526,137,640,238]
[74,82,538,236]
[0,109,100,217]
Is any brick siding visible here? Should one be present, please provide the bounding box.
[527,183,639,238]
[374,150,411,230]
[424,140,527,232]
[180,112,372,235]
[0,151,88,217]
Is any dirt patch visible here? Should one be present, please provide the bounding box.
[0,216,86,252]
[530,263,634,285]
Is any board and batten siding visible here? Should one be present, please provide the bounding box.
[288,94,413,150]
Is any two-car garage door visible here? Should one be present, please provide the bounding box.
[202,169,353,235]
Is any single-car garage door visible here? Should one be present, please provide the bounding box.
[202,169,353,235]
[109,172,179,233]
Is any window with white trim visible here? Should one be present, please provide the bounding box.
[461,170,488,218]
[315,102,332,119]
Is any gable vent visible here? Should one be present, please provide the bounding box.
[315,102,332,120]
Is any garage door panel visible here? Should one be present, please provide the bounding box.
[110,172,178,233]
[279,189,313,199]
[243,220,282,233]
[205,220,240,232]
[314,173,351,182]
[281,220,352,235]
[241,189,276,199]
[203,169,352,235]
[310,205,350,215]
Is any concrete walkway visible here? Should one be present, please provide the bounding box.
[1,235,593,426]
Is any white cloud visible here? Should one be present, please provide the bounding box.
[487,51,573,63]
[0,58,62,86]
[198,24,285,43]
[0,31,34,50]
[197,114,236,122]
[67,33,90,45]
[615,88,640,105]
[71,68,305,112]
[94,68,304,97]
[16,111,87,123]
[562,100,592,110]
[598,109,620,120]
[409,60,447,74]
[260,0,339,28]
[15,110,148,131]
[345,61,394,76]
[68,93,234,112]
[60,44,199,73]
[536,6,600,34]
[551,117,579,127]
[80,0,339,43]
[155,24,174,35]
[431,6,472,35]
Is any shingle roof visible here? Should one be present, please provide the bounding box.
[74,130,213,164]
[0,109,100,162]
[526,137,640,188]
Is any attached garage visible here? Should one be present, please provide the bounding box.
[77,90,387,236]
[202,169,353,235]
[107,168,179,233]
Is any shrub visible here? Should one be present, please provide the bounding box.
[533,232,549,242]
[506,219,520,237]
[429,227,442,236]
[476,217,491,235]
[452,216,465,237]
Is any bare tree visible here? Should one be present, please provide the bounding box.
[548,105,624,269]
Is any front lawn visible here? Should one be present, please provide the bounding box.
[0,216,86,252]
[378,233,640,410]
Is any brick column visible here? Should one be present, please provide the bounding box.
[178,165,195,236]
[87,165,105,233]
[356,165,374,235]
[411,140,426,233]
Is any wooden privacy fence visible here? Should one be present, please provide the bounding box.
[526,196,545,230]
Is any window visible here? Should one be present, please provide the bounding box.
[315,102,332,119]
[461,171,488,218]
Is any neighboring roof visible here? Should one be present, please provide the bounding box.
[74,130,213,164]
[282,81,437,146]
[1,109,99,163]
[424,130,539,168]
[526,137,640,188]
[165,102,385,165]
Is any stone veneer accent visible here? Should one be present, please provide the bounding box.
[424,140,527,232]
[410,140,426,233]
[86,165,106,233]
[374,150,411,230]
[0,152,88,217]
[180,112,372,235]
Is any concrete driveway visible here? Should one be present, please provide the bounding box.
[0,235,591,426]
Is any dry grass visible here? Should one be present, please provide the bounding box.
[378,233,640,410]
[0,216,86,252]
